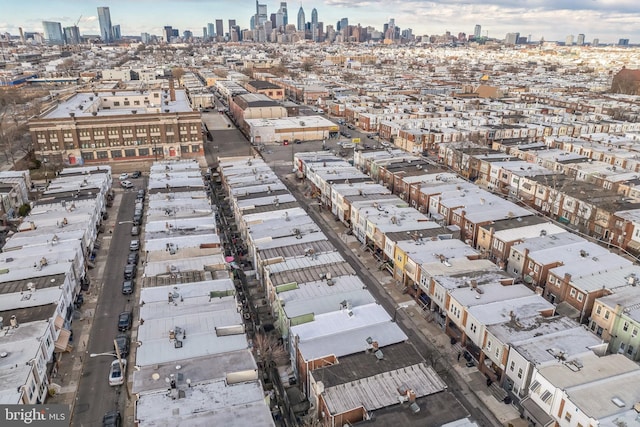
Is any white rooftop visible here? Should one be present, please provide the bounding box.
[135,379,274,427]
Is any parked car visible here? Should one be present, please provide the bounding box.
[114,334,129,358]
[118,173,129,180]
[117,311,132,331]
[108,359,127,386]
[137,189,146,199]
[122,280,134,295]
[127,252,139,265]
[131,171,142,179]
[129,240,140,251]
[130,225,139,236]
[124,264,136,280]
[120,180,134,189]
[294,139,302,144]
[102,411,121,427]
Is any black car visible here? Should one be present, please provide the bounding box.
[124,264,137,280]
[103,411,121,427]
[117,312,132,331]
[122,280,134,295]
[127,252,139,265]
[131,171,142,179]
[114,334,130,357]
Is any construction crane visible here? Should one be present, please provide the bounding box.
[74,15,82,27]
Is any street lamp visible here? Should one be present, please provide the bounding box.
[90,340,130,398]
[393,302,412,322]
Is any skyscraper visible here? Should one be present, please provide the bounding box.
[97,7,113,43]
[203,27,207,39]
[297,6,305,32]
[112,24,121,40]
[474,24,481,39]
[207,23,215,40]
[311,8,318,41]
[215,19,224,37]
[339,18,348,35]
[164,26,173,43]
[228,20,236,36]
[42,21,64,45]
[257,3,268,26]
[63,26,81,45]
[280,2,288,26]
[565,35,574,45]
[576,33,585,46]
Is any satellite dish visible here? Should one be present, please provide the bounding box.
[152,373,160,380]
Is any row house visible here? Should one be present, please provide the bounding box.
[329,182,390,224]
[437,189,532,247]
[476,217,564,265]
[401,172,461,212]
[496,317,602,401]
[394,238,475,297]
[377,158,434,195]
[590,279,640,360]
[417,258,502,328]
[468,295,555,383]
[507,232,586,287]
[523,353,640,427]
[546,247,632,321]
[445,282,529,355]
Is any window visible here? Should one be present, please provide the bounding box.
[113,101,120,106]
[633,328,638,338]
[517,368,523,379]
[564,412,571,422]
[596,305,602,315]
[138,148,149,156]
[111,150,122,158]
[570,288,576,298]
[577,293,583,302]
[192,144,200,153]
[510,361,515,371]
[487,341,492,351]
[96,151,108,159]
[596,326,603,337]
[124,149,136,157]
[605,310,610,320]
[628,345,634,356]
[540,390,552,403]
[530,380,541,393]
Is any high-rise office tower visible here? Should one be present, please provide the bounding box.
[164,26,173,43]
[207,23,215,40]
[183,30,193,40]
[64,26,81,45]
[576,33,585,46]
[112,24,121,40]
[203,27,207,39]
[280,2,288,26]
[97,7,113,43]
[565,35,574,45]
[228,20,236,36]
[141,32,151,43]
[297,6,305,31]
[339,18,348,34]
[592,38,599,47]
[474,24,481,39]
[275,11,284,29]
[311,8,318,41]
[257,3,268,26]
[42,21,64,45]
[505,32,519,45]
[215,19,224,37]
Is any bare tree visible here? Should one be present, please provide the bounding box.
[302,59,315,72]
[171,67,186,82]
[254,333,288,370]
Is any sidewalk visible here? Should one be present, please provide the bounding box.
[315,206,527,427]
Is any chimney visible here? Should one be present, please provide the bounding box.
[408,389,417,403]
[169,78,176,101]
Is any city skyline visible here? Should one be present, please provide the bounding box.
[2,0,639,43]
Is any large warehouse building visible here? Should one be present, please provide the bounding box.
[29,84,203,167]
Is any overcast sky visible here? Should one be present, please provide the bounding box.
[2,0,639,43]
